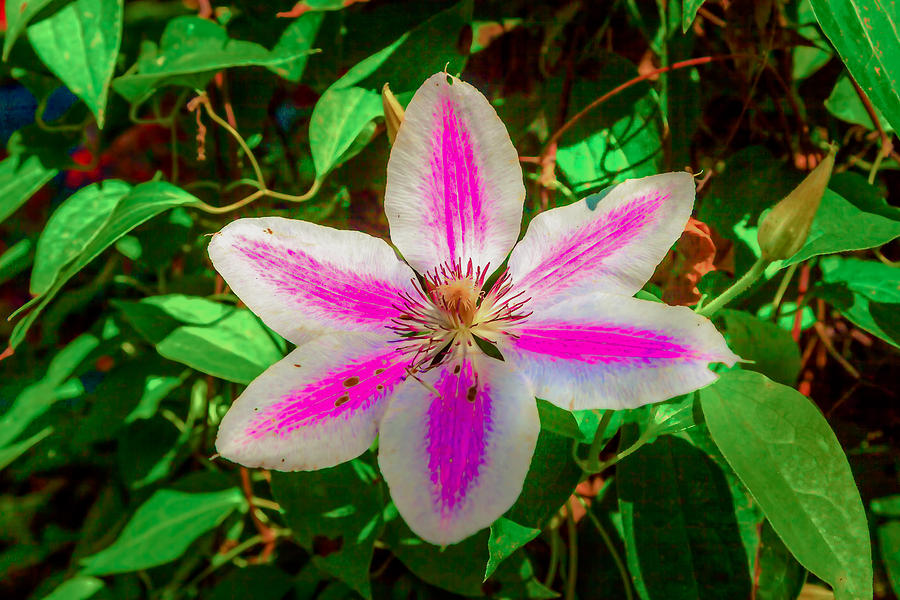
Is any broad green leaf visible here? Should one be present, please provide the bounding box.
[506,427,582,530]
[74,358,184,445]
[31,180,131,296]
[720,309,802,385]
[26,0,123,128]
[271,459,384,598]
[8,182,199,350]
[0,333,98,449]
[308,0,472,177]
[112,16,319,104]
[700,371,872,600]
[756,521,808,600]
[269,12,325,82]
[809,0,900,133]
[0,239,33,285]
[617,429,753,599]
[556,56,662,194]
[38,576,104,600]
[80,488,245,575]
[485,518,540,581]
[825,74,893,131]
[792,0,834,80]
[207,566,295,600]
[536,398,584,441]
[309,87,382,176]
[682,0,705,32]
[3,0,55,59]
[0,426,53,471]
[383,517,554,598]
[785,176,900,265]
[877,521,900,597]
[115,295,283,384]
[0,154,58,225]
[817,256,900,347]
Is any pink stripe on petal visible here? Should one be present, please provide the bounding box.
[514,192,665,297]
[385,74,525,275]
[512,321,695,365]
[378,354,539,545]
[216,334,411,472]
[235,236,407,327]
[499,294,739,411]
[508,173,695,306]
[208,217,418,344]
[425,358,492,515]
[247,350,412,440]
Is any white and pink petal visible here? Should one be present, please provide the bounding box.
[507,172,695,308]
[378,353,539,545]
[216,333,413,471]
[384,73,525,276]
[497,294,739,411]
[208,217,418,344]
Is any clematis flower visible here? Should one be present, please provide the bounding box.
[209,72,738,545]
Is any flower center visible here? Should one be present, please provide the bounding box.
[389,260,531,370]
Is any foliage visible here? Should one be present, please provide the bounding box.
[0,1,898,599]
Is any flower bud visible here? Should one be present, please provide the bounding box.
[757,146,836,261]
[382,83,405,145]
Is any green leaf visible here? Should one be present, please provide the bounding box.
[756,520,808,600]
[207,565,295,600]
[309,86,383,177]
[0,239,33,285]
[80,488,245,575]
[308,0,473,177]
[382,517,553,598]
[817,256,900,347]
[2,0,55,60]
[720,309,802,386]
[115,295,283,384]
[617,429,753,599]
[0,153,58,225]
[8,181,199,350]
[792,0,834,80]
[505,427,582,530]
[785,176,900,265]
[877,520,900,598]
[682,0,706,32]
[271,459,384,599]
[556,55,662,194]
[485,518,541,581]
[700,370,872,600]
[535,399,585,441]
[26,0,123,128]
[825,74,893,131]
[112,16,319,104]
[0,333,98,449]
[809,0,900,132]
[0,426,53,471]
[31,180,131,296]
[38,576,104,600]
[269,12,325,82]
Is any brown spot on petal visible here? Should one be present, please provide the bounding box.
[374,368,385,375]
[376,384,384,391]
[294,363,302,368]
[467,386,477,403]
[343,376,360,387]
[335,395,350,407]
[264,228,273,234]
[453,364,461,374]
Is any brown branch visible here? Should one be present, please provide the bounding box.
[239,468,277,562]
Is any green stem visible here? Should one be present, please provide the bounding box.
[698,256,771,318]
[575,410,615,472]
[545,528,562,587]
[565,500,578,600]
[575,496,633,600]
